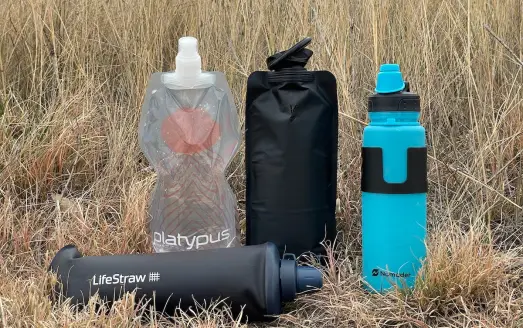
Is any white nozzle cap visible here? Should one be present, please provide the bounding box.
[175,37,202,78]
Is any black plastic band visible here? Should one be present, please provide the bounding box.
[368,91,420,112]
[361,147,427,194]
[267,71,314,83]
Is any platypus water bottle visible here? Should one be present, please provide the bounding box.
[139,37,240,252]
[361,64,427,291]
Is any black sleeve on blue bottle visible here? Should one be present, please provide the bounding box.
[361,147,427,194]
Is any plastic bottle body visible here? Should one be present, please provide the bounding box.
[147,160,239,253]
[49,242,322,322]
[139,70,240,253]
[361,112,427,291]
[138,38,240,253]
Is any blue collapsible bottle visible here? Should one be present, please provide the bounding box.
[361,64,427,292]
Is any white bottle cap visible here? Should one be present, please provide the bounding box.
[175,37,202,78]
[163,36,214,88]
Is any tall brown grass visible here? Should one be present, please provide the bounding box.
[0,0,522,327]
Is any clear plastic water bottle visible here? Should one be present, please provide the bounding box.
[139,37,241,253]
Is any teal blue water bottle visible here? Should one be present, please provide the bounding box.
[361,64,427,292]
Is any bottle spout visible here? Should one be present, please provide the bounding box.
[375,63,405,94]
[174,36,202,79]
[279,253,323,302]
[296,266,323,293]
[163,36,216,88]
[267,37,313,71]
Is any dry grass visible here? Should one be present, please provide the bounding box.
[0,0,522,327]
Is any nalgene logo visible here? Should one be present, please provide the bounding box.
[372,268,411,278]
[153,229,231,250]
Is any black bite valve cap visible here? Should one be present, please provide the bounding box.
[267,37,313,71]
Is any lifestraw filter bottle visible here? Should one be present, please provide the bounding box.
[361,64,427,291]
[245,37,338,259]
[139,37,241,252]
[49,242,322,322]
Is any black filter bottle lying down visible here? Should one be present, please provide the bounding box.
[48,242,322,322]
[245,37,339,258]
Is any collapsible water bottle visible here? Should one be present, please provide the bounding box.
[49,242,322,322]
[139,37,241,252]
[245,37,338,258]
[361,64,427,292]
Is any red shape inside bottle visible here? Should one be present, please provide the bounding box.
[161,108,220,154]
